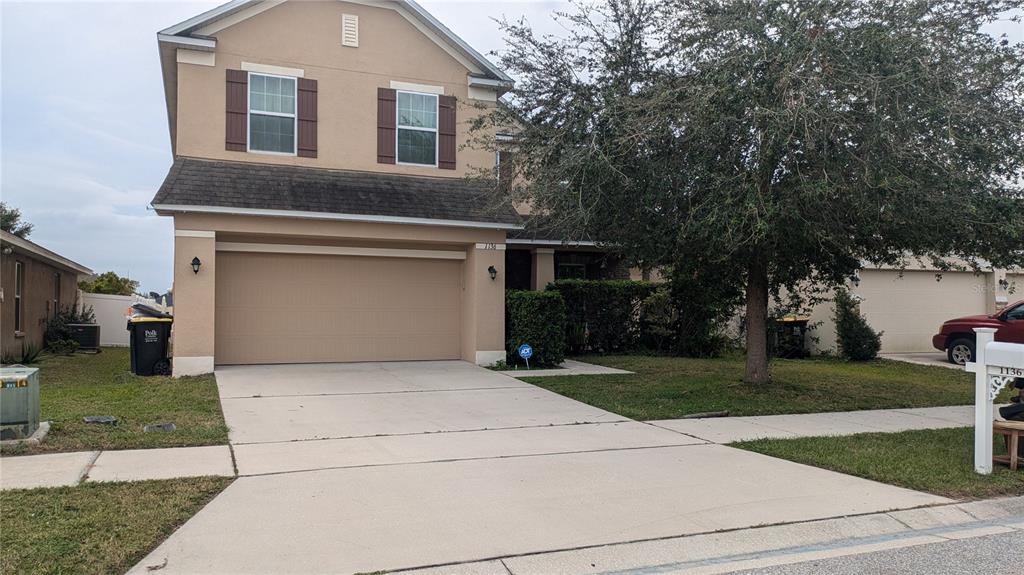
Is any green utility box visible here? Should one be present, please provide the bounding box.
[0,367,40,440]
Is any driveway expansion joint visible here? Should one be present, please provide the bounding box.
[227,419,637,446]
[235,442,708,478]
[221,385,530,400]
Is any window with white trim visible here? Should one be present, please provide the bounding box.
[14,261,24,332]
[397,91,438,165]
[249,73,297,154]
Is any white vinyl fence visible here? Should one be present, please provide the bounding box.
[80,293,167,347]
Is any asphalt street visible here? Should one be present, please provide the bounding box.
[726,531,1024,575]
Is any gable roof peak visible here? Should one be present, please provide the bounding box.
[158,0,512,84]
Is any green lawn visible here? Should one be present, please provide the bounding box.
[523,355,976,420]
[0,477,232,574]
[734,427,1024,499]
[1,348,228,456]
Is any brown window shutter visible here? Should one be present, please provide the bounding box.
[438,95,457,170]
[377,88,397,164]
[297,78,318,158]
[225,70,248,152]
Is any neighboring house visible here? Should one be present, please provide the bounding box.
[154,0,528,375]
[801,264,1023,355]
[0,231,92,358]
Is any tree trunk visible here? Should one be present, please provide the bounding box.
[744,255,770,385]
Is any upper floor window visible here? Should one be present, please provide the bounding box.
[249,73,297,154]
[397,91,438,166]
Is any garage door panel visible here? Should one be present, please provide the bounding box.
[1007,275,1023,302]
[216,252,461,364]
[857,270,987,353]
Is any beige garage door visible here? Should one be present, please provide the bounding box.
[1007,274,1024,304]
[857,270,987,353]
[215,251,462,365]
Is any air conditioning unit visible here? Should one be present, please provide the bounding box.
[0,367,40,440]
[67,323,101,351]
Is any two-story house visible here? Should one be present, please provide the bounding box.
[153,0,534,375]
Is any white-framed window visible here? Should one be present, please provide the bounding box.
[248,72,297,155]
[396,91,438,166]
[14,261,23,332]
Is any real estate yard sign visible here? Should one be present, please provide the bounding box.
[966,328,1024,474]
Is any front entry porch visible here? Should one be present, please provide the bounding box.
[505,243,633,290]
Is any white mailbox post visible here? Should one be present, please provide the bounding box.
[964,327,1024,474]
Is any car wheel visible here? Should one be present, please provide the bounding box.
[947,338,975,365]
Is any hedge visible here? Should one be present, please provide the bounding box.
[547,280,659,353]
[505,290,567,367]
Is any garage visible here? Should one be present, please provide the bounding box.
[215,250,463,365]
[1007,274,1024,304]
[857,269,988,352]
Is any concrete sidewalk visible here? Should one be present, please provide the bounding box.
[0,444,234,490]
[649,405,975,443]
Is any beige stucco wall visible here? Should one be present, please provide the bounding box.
[171,214,506,372]
[530,249,555,291]
[461,244,506,364]
[175,0,497,176]
[171,234,217,375]
[805,269,993,354]
[1008,274,1024,298]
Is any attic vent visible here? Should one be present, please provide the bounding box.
[342,14,359,47]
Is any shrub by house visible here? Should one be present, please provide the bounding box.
[505,290,567,367]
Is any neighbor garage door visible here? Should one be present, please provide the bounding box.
[857,269,987,353]
[1007,274,1024,304]
[215,251,462,365]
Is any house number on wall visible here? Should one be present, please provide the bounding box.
[480,243,498,250]
[998,366,1024,377]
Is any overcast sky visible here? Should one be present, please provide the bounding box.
[1,1,1020,294]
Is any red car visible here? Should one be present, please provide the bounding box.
[933,299,1024,364]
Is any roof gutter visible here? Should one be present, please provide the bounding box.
[506,238,598,247]
[156,33,216,51]
[469,76,514,91]
[152,204,524,231]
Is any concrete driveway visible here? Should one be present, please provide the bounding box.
[131,361,948,574]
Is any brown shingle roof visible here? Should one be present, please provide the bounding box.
[151,157,522,228]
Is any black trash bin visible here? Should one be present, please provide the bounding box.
[127,304,173,376]
[774,315,811,359]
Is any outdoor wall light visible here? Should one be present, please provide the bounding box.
[488,265,498,281]
[0,246,12,256]
[999,278,1010,290]
[191,257,202,274]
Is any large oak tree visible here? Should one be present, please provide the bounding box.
[475,0,1024,384]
